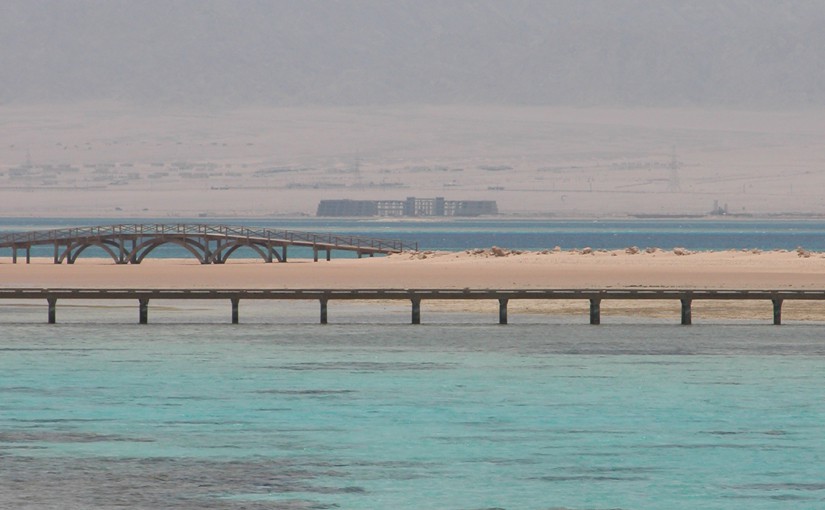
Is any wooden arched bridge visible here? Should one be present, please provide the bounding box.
[0,224,417,264]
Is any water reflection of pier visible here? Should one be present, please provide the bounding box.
[0,224,417,264]
[0,288,815,325]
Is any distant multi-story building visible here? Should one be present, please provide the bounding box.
[317,197,498,217]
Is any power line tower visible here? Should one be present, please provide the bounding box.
[668,146,681,192]
[353,150,362,187]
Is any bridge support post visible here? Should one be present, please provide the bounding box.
[313,247,318,262]
[139,298,149,324]
[12,247,17,264]
[54,242,59,264]
[589,299,601,325]
[47,297,57,324]
[499,298,509,325]
[117,238,126,264]
[205,240,213,264]
[326,249,331,262]
[26,247,30,264]
[411,298,421,324]
[320,298,328,324]
[282,245,287,262]
[681,298,692,325]
[231,298,240,324]
[772,298,783,325]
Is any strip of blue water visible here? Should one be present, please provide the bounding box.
[3,218,825,259]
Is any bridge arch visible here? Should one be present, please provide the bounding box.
[1,223,413,265]
[130,238,209,264]
[213,241,282,263]
[60,240,124,264]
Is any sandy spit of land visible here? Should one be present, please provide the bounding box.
[2,247,824,290]
[2,248,825,321]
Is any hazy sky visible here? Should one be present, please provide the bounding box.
[2,0,824,108]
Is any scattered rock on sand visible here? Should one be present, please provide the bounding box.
[673,247,691,256]
[797,246,812,258]
[625,246,640,254]
[645,247,658,254]
[581,247,593,255]
[490,246,508,257]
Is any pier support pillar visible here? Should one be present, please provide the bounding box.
[772,298,783,325]
[47,297,57,324]
[313,247,318,262]
[320,298,328,324]
[589,299,601,325]
[326,249,331,262]
[231,298,240,324]
[54,242,59,264]
[499,298,509,325]
[139,298,149,325]
[681,298,692,325]
[26,247,30,264]
[282,245,287,262]
[411,298,421,325]
[12,247,17,264]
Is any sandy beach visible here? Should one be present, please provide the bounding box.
[3,248,825,321]
[2,247,825,289]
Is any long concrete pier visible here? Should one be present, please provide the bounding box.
[0,288,820,325]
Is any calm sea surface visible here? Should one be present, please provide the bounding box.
[2,219,825,508]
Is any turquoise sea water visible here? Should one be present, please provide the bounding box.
[3,218,825,508]
[1,302,824,509]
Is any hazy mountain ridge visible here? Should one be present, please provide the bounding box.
[1,0,824,107]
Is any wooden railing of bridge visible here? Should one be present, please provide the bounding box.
[0,224,417,264]
[0,288,818,325]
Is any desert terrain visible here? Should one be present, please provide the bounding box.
[1,104,824,218]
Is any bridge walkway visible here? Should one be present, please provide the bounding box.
[0,224,417,264]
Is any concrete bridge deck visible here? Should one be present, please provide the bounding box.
[0,224,417,264]
[1,288,822,325]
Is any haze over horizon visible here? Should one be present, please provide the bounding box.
[1,1,824,218]
[2,0,824,109]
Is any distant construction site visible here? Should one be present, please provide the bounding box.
[317,197,498,217]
